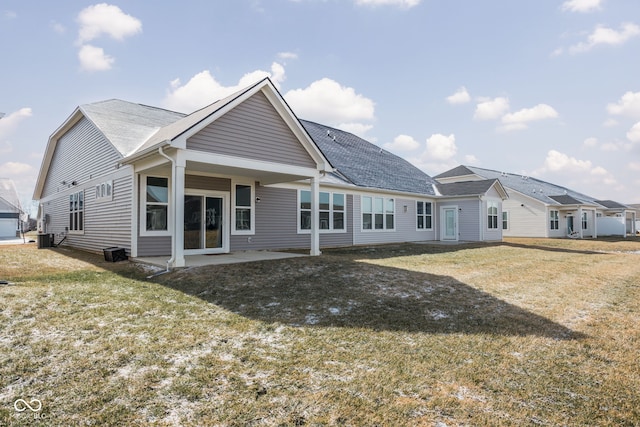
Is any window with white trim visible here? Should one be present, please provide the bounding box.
[550,210,559,230]
[362,196,394,231]
[417,201,432,230]
[582,211,588,230]
[299,190,345,232]
[95,180,113,201]
[233,183,254,234]
[502,211,509,230]
[487,201,499,229]
[69,190,84,233]
[144,176,169,233]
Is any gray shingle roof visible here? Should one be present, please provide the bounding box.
[300,120,437,195]
[460,166,600,206]
[595,199,629,209]
[80,100,185,157]
[436,179,499,196]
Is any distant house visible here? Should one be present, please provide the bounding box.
[33,78,505,267]
[0,178,23,238]
[436,165,637,238]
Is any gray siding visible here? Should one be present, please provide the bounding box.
[187,92,316,168]
[185,175,231,192]
[353,195,437,246]
[42,117,122,199]
[231,187,353,251]
[456,200,481,241]
[138,236,171,257]
[40,173,133,254]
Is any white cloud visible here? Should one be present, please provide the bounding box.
[354,0,421,8]
[284,78,375,134]
[543,149,592,173]
[384,134,419,152]
[0,108,33,138]
[603,118,618,127]
[464,154,479,165]
[277,51,298,60]
[499,104,558,131]
[570,22,640,53]
[163,62,286,113]
[76,3,142,44]
[78,44,114,72]
[474,97,509,120]
[424,133,457,161]
[446,87,471,105]
[3,10,17,19]
[51,20,66,34]
[607,91,640,118]
[0,161,33,175]
[561,0,603,13]
[583,137,598,147]
[628,161,640,171]
[627,122,640,142]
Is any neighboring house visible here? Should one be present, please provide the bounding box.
[436,165,637,238]
[33,78,505,267]
[0,178,23,238]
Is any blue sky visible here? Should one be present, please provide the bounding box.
[1,0,639,214]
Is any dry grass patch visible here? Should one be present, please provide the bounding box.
[1,238,639,426]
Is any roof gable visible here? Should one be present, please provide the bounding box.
[127,78,331,172]
[301,120,437,195]
[437,179,507,199]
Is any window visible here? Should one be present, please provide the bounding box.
[582,212,588,230]
[233,184,253,233]
[145,177,168,232]
[69,190,84,233]
[417,201,433,230]
[95,180,113,201]
[502,211,509,230]
[550,210,559,230]
[299,190,346,232]
[362,196,394,231]
[487,201,499,229]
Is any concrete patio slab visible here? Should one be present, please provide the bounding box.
[134,250,307,268]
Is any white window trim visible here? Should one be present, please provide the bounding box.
[361,195,396,232]
[297,189,347,234]
[502,210,509,230]
[416,200,434,231]
[231,181,255,235]
[487,201,499,230]
[68,190,85,235]
[550,209,560,230]
[95,180,113,202]
[140,174,171,237]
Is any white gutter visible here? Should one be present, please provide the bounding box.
[158,146,175,272]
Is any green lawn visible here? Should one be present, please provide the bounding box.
[1,238,639,426]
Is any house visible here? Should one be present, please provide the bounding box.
[436,165,637,238]
[0,178,23,238]
[33,78,506,267]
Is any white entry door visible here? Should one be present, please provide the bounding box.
[441,207,458,241]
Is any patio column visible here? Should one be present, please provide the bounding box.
[173,156,186,267]
[310,174,321,256]
[578,207,584,239]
